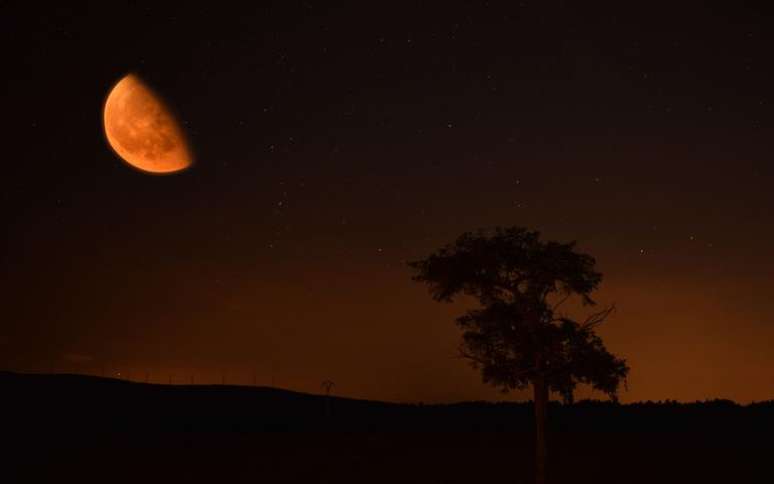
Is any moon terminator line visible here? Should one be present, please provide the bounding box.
[103,74,193,175]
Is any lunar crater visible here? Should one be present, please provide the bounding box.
[103,74,192,174]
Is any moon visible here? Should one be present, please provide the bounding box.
[103,74,193,174]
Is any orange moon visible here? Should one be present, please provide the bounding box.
[103,74,193,174]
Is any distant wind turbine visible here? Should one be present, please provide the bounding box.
[321,380,336,418]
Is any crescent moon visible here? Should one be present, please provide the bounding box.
[103,74,193,174]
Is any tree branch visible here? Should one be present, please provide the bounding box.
[581,304,616,330]
[457,348,537,379]
[551,293,571,312]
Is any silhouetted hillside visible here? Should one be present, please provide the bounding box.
[4,371,773,434]
[5,371,774,483]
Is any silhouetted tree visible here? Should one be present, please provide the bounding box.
[409,226,629,484]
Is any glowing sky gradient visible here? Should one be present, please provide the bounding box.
[4,3,774,403]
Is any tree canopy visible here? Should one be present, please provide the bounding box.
[409,226,629,402]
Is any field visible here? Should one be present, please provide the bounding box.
[5,372,771,483]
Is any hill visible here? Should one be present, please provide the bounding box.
[4,371,773,433]
[4,371,773,483]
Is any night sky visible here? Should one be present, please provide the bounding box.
[4,2,774,403]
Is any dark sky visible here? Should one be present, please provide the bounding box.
[4,2,774,403]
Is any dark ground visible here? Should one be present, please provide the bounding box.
[4,372,772,483]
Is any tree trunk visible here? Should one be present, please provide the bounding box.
[534,373,548,484]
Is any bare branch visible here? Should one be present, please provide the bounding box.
[551,293,571,312]
[581,304,616,330]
